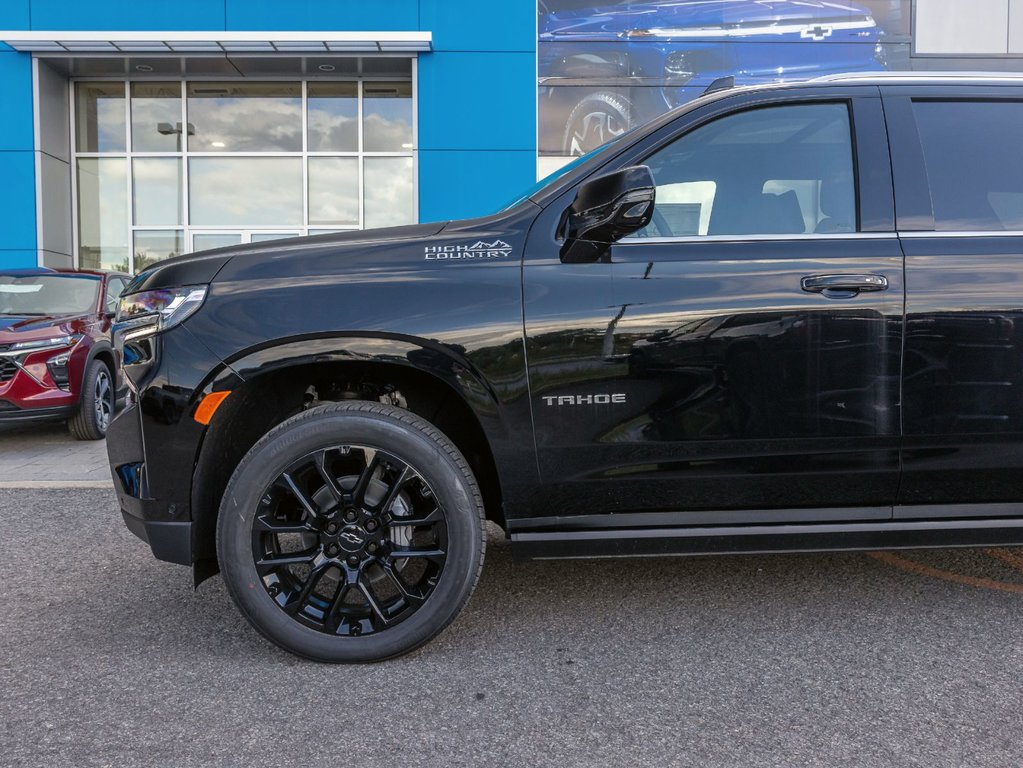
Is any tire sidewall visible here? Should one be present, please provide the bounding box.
[72,358,112,439]
[218,405,483,662]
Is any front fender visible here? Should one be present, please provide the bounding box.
[209,331,502,421]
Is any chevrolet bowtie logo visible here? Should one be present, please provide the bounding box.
[801,24,834,41]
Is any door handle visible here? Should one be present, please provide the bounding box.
[800,273,888,295]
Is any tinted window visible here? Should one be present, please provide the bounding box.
[635,103,856,238]
[913,100,1023,231]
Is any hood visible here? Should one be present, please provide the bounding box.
[0,313,85,344]
[541,0,874,38]
[130,222,449,294]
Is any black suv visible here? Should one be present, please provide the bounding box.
[109,74,1023,662]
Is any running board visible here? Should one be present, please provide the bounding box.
[510,519,1023,560]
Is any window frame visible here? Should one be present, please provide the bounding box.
[883,86,1023,235]
[521,86,895,266]
[69,64,418,273]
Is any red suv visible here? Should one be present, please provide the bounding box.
[0,268,130,439]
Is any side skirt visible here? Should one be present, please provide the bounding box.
[510,518,1023,560]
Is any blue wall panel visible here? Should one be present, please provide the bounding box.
[0,1,30,31]
[0,250,41,269]
[0,52,34,151]
[420,0,535,52]
[226,0,417,31]
[418,149,535,223]
[0,151,37,265]
[417,52,536,151]
[29,0,226,30]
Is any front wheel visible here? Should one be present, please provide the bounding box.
[68,358,114,440]
[217,401,486,662]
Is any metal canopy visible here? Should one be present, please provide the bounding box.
[0,30,432,54]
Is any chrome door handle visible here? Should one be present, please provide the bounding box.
[800,273,888,294]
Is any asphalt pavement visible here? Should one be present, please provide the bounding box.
[3,487,1023,767]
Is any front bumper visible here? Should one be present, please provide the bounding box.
[107,400,194,565]
[119,507,192,565]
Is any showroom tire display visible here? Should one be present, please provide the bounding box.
[562,91,634,156]
[217,401,486,663]
[69,358,114,441]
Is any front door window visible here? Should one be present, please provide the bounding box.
[633,102,857,238]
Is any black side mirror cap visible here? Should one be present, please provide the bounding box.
[560,165,656,264]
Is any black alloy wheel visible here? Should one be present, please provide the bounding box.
[218,401,485,662]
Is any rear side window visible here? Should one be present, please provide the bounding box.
[913,100,1023,231]
[634,102,857,238]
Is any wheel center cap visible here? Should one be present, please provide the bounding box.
[337,525,367,553]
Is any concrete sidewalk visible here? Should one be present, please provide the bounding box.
[0,422,111,487]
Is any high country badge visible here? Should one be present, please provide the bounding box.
[424,240,513,260]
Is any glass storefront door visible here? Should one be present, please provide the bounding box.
[72,63,416,273]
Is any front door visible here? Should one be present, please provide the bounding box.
[524,92,903,524]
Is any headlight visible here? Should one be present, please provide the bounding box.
[6,334,82,353]
[115,285,208,341]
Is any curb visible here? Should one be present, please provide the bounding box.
[0,480,113,489]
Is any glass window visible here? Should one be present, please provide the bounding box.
[132,158,182,226]
[72,71,416,273]
[636,103,856,238]
[193,233,242,252]
[189,157,303,226]
[75,83,125,153]
[134,231,183,273]
[308,82,358,152]
[104,277,126,313]
[309,157,359,225]
[363,82,413,152]
[187,82,302,152]
[250,232,301,243]
[913,100,1023,231]
[131,83,183,152]
[364,157,414,228]
[77,158,129,271]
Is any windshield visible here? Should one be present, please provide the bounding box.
[498,136,626,212]
[0,274,101,316]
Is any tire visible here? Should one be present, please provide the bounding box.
[68,358,114,440]
[217,401,486,663]
[562,91,634,156]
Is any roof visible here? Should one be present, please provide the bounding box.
[811,71,1023,85]
[0,267,123,278]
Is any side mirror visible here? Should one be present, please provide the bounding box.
[560,165,656,264]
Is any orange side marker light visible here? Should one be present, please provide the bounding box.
[194,390,232,425]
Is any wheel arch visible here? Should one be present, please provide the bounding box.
[189,333,506,578]
[85,339,116,377]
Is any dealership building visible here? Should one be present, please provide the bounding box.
[0,0,1022,273]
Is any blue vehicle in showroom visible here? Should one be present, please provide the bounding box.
[539,0,886,154]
